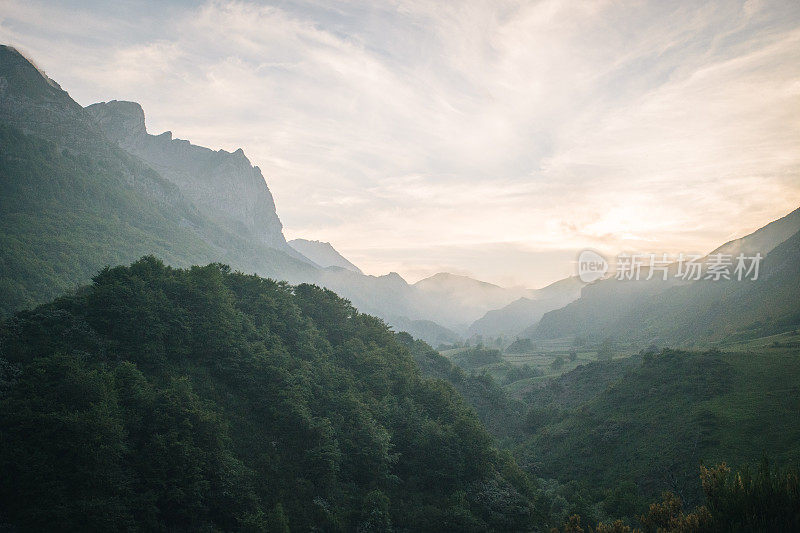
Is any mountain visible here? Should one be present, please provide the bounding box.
[0,45,587,348]
[389,316,461,347]
[531,275,586,300]
[710,206,800,258]
[288,238,362,273]
[0,46,105,150]
[414,272,532,308]
[84,100,308,264]
[531,207,800,345]
[412,273,537,331]
[0,45,315,317]
[470,297,564,338]
[468,276,585,338]
[623,227,800,345]
[0,46,481,341]
[0,257,544,531]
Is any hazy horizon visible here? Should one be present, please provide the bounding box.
[2,0,799,288]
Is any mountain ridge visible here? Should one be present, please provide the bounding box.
[530,208,800,345]
[85,100,306,262]
[468,276,585,338]
[0,45,316,316]
[288,238,363,273]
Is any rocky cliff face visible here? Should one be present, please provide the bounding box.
[0,45,106,150]
[85,100,297,255]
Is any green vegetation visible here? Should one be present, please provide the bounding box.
[0,257,545,531]
[3,43,800,532]
[0,123,203,316]
[450,345,505,370]
[551,461,800,532]
[506,338,535,354]
[596,339,615,361]
[520,350,734,506]
[440,336,628,401]
[514,346,800,525]
[402,335,527,441]
[433,336,800,528]
[503,364,542,386]
[0,123,312,320]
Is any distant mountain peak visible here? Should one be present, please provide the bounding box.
[288,238,362,274]
[1,44,101,148]
[415,272,501,289]
[0,45,65,96]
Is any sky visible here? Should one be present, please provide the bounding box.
[2,0,799,288]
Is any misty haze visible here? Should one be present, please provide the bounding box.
[1,1,799,531]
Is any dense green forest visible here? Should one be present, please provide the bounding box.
[3,258,799,531]
[0,257,547,532]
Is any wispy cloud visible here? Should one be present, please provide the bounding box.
[2,0,799,286]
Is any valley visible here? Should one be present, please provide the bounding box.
[2,30,800,532]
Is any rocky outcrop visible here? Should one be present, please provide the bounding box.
[85,100,302,258]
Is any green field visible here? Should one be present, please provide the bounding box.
[440,337,637,399]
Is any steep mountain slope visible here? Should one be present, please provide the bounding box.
[0,45,314,317]
[85,100,306,263]
[468,277,584,338]
[623,228,800,345]
[0,46,105,150]
[0,257,545,531]
[288,238,363,273]
[531,207,800,345]
[79,95,530,337]
[711,206,800,258]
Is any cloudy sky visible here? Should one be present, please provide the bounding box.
[2,0,799,287]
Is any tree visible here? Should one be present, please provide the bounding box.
[596,339,614,361]
[0,258,547,532]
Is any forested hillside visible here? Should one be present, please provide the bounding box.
[0,257,545,532]
[514,345,800,524]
